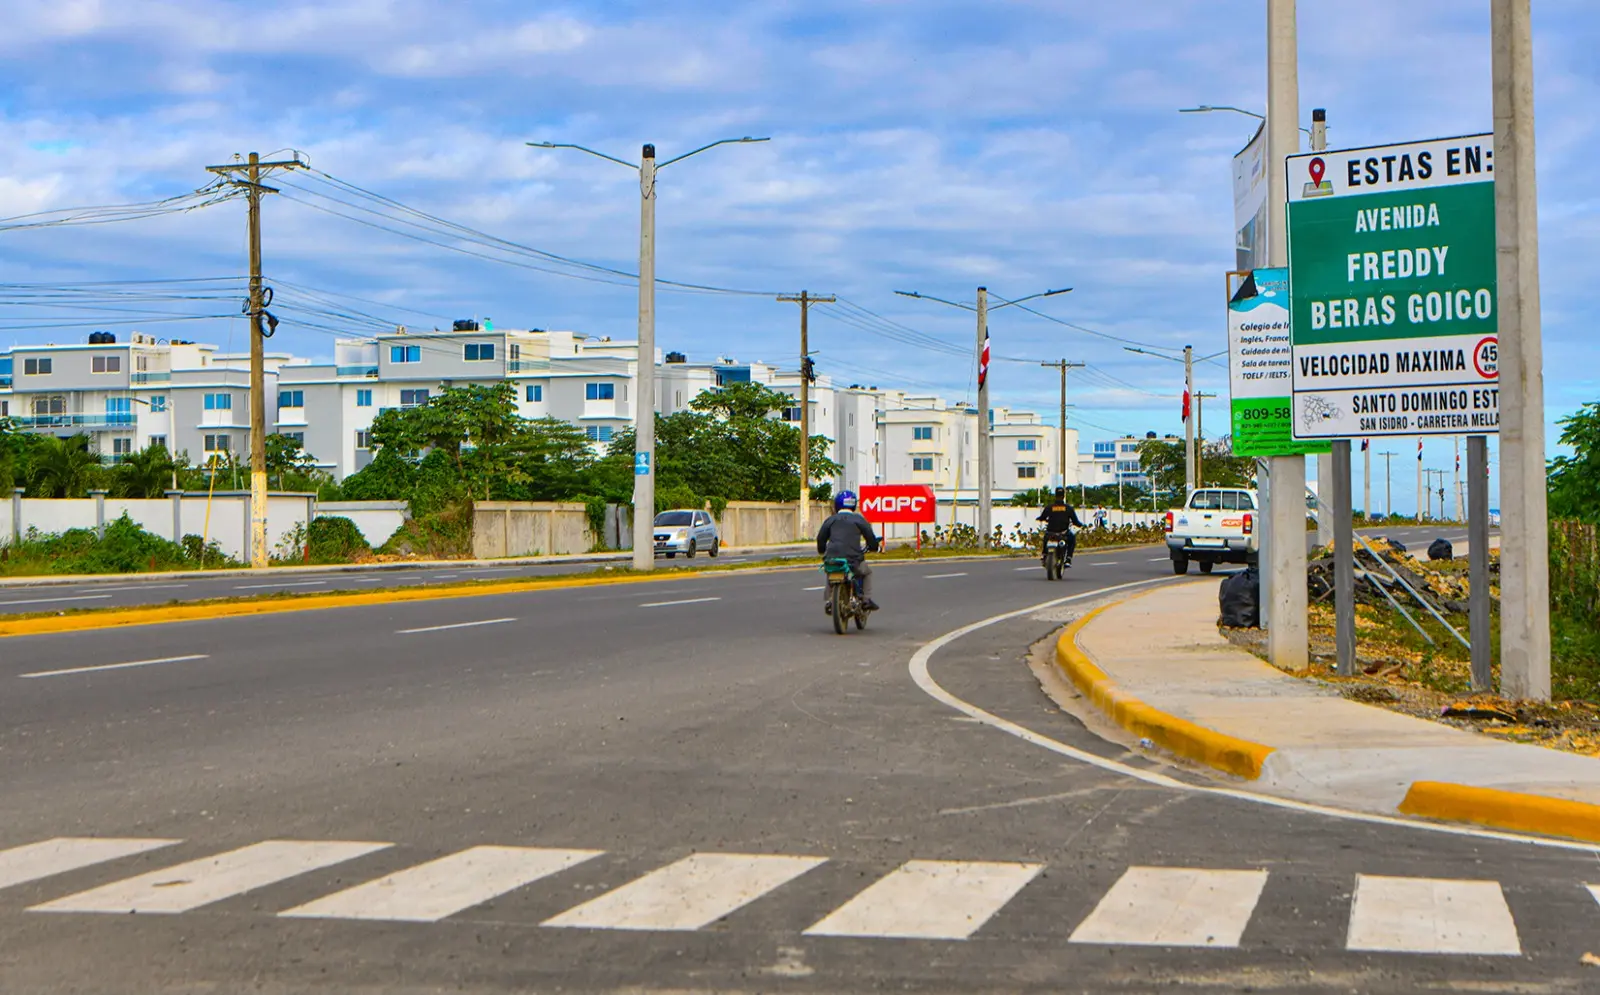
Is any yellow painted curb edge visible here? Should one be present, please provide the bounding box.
[0,569,727,639]
[1399,780,1600,844]
[1054,595,1276,780]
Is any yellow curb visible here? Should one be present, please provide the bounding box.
[1399,780,1600,844]
[1054,593,1276,780]
[0,569,728,639]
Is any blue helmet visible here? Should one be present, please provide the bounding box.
[835,490,857,512]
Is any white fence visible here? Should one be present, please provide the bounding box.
[875,501,1165,546]
[2,490,319,562]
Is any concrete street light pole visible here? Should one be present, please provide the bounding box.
[527,136,769,571]
[1184,344,1195,495]
[1493,0,1551,700]
[976,286,991,544]
[1265,0,1308,672]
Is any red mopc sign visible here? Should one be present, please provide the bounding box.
[858,485,937,523]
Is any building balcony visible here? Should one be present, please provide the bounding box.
[131,371,171,384]
[0,375,11,388]
[14,413,136,431]
[508,359,550,374]
[336,365,380,378]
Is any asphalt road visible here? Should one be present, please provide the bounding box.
[0,523,1483,616]
[2,528,1566,995]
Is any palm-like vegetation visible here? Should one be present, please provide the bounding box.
[112,443,181,498]
[25,434,102,498]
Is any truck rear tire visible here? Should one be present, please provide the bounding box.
[1171,554,1189,575]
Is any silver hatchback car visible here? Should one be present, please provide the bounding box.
[653,509,720,558]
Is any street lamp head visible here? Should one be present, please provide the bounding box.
[527,141,556,148]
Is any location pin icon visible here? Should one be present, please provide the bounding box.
[1309,157,1326,187]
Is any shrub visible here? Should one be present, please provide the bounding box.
[307,516,371,563]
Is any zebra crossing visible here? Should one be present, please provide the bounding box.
[0,835,1572,953]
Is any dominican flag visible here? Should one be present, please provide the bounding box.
[1182,389,1192,422]
[1418,439,1424,461]
[1361,438,1369,452]
[978,333,990,389]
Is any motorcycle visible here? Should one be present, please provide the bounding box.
[822,557,874,633]
[1042,530,1074,581]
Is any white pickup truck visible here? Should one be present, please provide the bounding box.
[1164,487,1259,575]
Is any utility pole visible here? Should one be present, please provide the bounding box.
[1493,0,1552,700]
[778,291,835,539]
[976,287,991,544]
[1380,451,1396,518]
[1040,360,1085,489]
[1195,391,1217,486]
[1184,344,1195,494]
[1265,0,1307,672]
[1310,108,1335,550]
[205,151,304,569]
[528,135,768,571]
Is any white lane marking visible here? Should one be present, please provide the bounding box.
[805,859,1042,940]
[1016,566,1043,571]
[281,846,603,923]
[638,597,722,608]
[396,618,515,634]
[20,655,209,679]
[31,840,390,915]
[1093,562,1120,566]
[803,586,825,591]
[354,578,384,584]
[544,853,824,931]
[907,578,1600,853]
[85,584,191,593]
[1346,875,1520,955]
[1069,867,1267,947]
[924,572,969,579]
[431,574,459,580]
[232,580,327,591]
[1147,557,1169,561]
[0,838,179,892]
[0,594,112,607]
[470,569,519,576]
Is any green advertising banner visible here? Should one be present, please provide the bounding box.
[1228,268,1330,457]
[1286,134,1499,439]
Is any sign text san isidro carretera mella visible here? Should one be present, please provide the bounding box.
[1286,134,1499,439]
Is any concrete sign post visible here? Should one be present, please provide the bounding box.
[1286,134,1499,441]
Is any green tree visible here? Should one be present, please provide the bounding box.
[26,434,103,497]
[338,449,417,501]
[501,417,598,501]
[1136,438,1186,496]
[111,442,182,498]
[370,382,524,500]
[1549,401,1600,522]
[1198,436,1259,488]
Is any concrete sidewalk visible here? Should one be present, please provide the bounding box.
[1063,581,1600,841]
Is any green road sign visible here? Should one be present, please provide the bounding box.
[1227,267,1330,457]
[1286,134,1499,439]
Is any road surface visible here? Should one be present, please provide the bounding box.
[1,529,1566,995]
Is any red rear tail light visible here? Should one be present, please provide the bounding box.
[1243,513,1254,535]
[1164,511,1174,533]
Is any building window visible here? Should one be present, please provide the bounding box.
[390,345,421,363]
[1017,439,1038,451]
[355,430,372,450]
[106,397,132,424]
[1094,442,1115,456]
[149,434,167,450]
[150,395,167,413]
[525,384,543,402]
[204,433,231,453]
[278,390,304,408]
[0,401,7,417]
[913,457,934,472]
[23,358,51,375]
[284,431,305,446]
[464,342,495,361]
[510,344,521,361]
[111,438,133,460]
[913,426,934,441]
[203,393,232,411]
[585,382,615,401]
[92,355,122,374]
[1017,465,1038,479]
[32,395,66,416]
[782,406,802,422]
[356,389,372,407]
[400,388,430,407]
[1121,443,1139,454]
[585,425,614,443]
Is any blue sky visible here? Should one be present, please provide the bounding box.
[1,0,1596,511]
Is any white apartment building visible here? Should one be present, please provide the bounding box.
[1,324,1076,504]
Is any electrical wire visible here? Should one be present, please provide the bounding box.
[0,181,242,231]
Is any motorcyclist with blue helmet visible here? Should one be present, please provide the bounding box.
[816,490,881,612]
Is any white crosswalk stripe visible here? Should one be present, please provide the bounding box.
[805,859,1042,940]
[281,846,602,922]
[1068,867,1267,947]
[30,840,389,915]
[1346,874,1521,955]
[543,852,825,932]
[0,838,179,892]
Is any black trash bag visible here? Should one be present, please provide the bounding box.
[1219,565,1261,628]
[1384,536,1407,553]
[1428,537,1454,561]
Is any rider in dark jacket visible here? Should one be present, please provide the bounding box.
[817,490,880,611]
[1037,487,1086,564]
